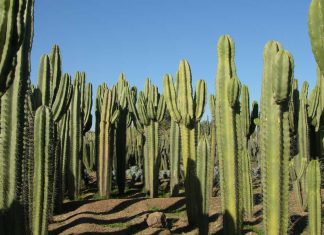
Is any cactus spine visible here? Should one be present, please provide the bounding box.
[306,159,322,235]
[32,106,54,235]
[214,35,242,234]
[260,41,293,235]
[163,60,207,225]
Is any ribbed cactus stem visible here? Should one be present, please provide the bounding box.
[98,88,119,198]
[0,0,34,233]
[163,60,206,226]
[0,0,34,96]
[32,106,54,235]
[240,85,253,218]
[308,0,324,73]
[68,79,82,199]
[306,159,322,235]
[261,42,293,235]
[137,79,165,197]
[196,135,211,235]
[170,120,180,196]
[215,35,242,234]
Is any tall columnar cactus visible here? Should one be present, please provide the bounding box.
[68,78,82,199]
[306,160,322,235]
[136,79,166,197]
[196,135,212,235]
[0,0,34,96]
[163,60,207,225]
[214,35,242,234]
[32,106,54,235]
[240,85,254,218]
[170,119,180,196]
[209,95,216,194]
[59,111,70,203]
[308,0,324,73]
[114,74,132,194]
[98,87,119,198]
[169,72,181,196]
[35,49,72,213]
[95,83,108,173]
[0,0,34,233]
[260,41,293,235]
[290,81,309,211]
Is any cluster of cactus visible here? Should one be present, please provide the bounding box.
[1,0,324,234]
[163,60,211,230]
[135,79,166,197]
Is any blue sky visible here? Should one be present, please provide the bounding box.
[31,1,316,118]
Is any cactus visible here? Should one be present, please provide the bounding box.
[137,79,166,197]
[68,78,82,199]
[32,106,54,235]
[0,0,34,96]
[308,0,324,73]
[0,0,34,233]
[214,35,242,234]
[98,87,119,198]
[260,41,293,235]
[163,60,206,225]
[169,72,181,196]
[59,111,70,203]
[289,81,310,211]
[306,159,322,235]
[240,85,254,218]
[196,135,212,235]
[114,74,132,194]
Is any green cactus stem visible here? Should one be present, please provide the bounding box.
[98,87,119,198]
[308,0,324,73]
[260,42,293,235]
[306,159,322,235]
[32,106,54,235]
[214,35,242,234]
[196,135,211,235]
[163,60,206,226]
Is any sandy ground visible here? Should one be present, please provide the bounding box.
[48,185,321,235]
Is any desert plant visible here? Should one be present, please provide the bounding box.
[214,35,242,234]
[260,41,293,235]
[32,106,54,235]
[163,60,207,226]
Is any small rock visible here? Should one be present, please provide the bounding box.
[146,212,167,228]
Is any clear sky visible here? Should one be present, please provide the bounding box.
[31,1,316,117]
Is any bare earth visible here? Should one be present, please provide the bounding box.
[48,188,321,235]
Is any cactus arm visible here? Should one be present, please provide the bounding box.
[37,55,51,106]
[49,45,61,101]
[32,106,54,235]
[52,73,72,122]
[308,0,324,73]
[163,74,181,122]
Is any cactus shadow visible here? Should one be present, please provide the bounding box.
[49,210,148,234]
[253,192,262,205]
[289,214,307,234]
